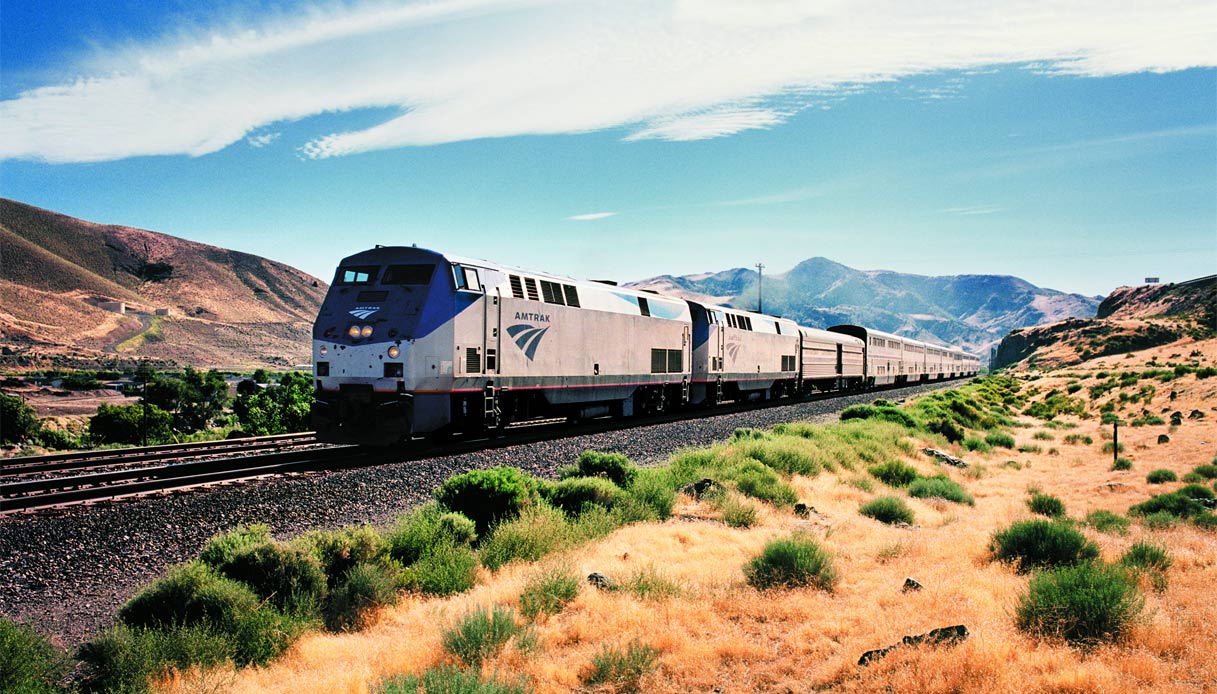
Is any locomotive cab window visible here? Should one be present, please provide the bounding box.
[337,266,379,285]
[454,266,482,292]
[382,264,435,285]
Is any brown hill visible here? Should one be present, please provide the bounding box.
[0,199,327,370]
[993,276,1216,370]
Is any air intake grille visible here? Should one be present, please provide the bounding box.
[466,347,481,373]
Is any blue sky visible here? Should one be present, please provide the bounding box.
[2,1,1214,298]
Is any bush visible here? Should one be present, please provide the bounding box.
[1018,444,1042,454]
[839,404,918,429]
[78,623,234,694]
[859,496,915,525]
[1130,492,1206,519]
[1016,562,1142,645]
[1084,510,1129,535]
[375,666,530,694]
[1033,431,1055,441]
[927,418,965,443]
[210,541,327,613]
[961,436,991,453]
[731,460,798,506]
[989,520,1100,573]
[1146,469,1177,484]
[478,505,571,571]
[118,561,260,632]
[1111,457,1132,471]
[386,504,477,567]
[1189,464,1217,480]
[866,460,919,487]
[625,470,675,520]
[442,606,520,667]
[541,477,622,516]
[744,533,836,591]
[410,542,479,596]
[1193,514,1217,531]
[907,475,974,505]
[583,640,659,690]
[985,432,1017,449]
[198,524,273,568]
[1027,491,1067,518]
[296,525,386,588]
[1120,542,1171,572]
[616,565,683,600]
[1101,441,1125,454]
[326,562,400,631]
[435,467,538,536]
[559,451,638,488]
[0,618,68,694]
[1178,483,1216,501]
[1063,434,1094,445]
[88,402,173,445]
[519,566,580,620]
[714,493,760,528]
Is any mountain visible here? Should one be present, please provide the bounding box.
[630,257,1101,359]
[0,199,327,370]
[992,275,1217,370]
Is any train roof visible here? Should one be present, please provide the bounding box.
[828,324,975,359]
[798,326,864,347]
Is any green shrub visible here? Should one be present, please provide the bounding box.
[859,496,915,525]
[1193,514,1217,531]
[1084,510,1129,535]
[558,451,638,488]
[839,404,918,430]
[478,505,571,571]
[961,436,991,453]
[1018,444,1042,454]
[410,542,479,596]
[989,520,1100,573]
[326,562,400,631]
[625,469,675,520]
[197,524,273,568]
[296,525,386,588]
[1178,483,1216,501]
[442,606,520,667]
[1111,458,1133,471]
[541,477,622,516]
[1141,511,1179,529]
[927,418,965,443]
[519,566,580,620]
[1101,441,1125,454]
[1146,469,1177,484]
[374,666,530,694]
[1027,491,1067,518]
[118,561,260,632]
[0,393,41,445]
[866,460,919,487]
[1063,434,1094,445]
[1033,431,1055,441]
[731,460,798,506]
[386,504,478,567]
[435,467,538,536]
[1120,542,1171,572]
[744,533,836,591]
[77,624,234,694]
[0,618,68,694]
[616,566,682,600]
[210,541,327,614]
[1016,562,1142,645]
[1189,464,1217,480]
[715,493,760,528]
[583,640,659,690]
[986,432,1017,449]
[907,475,974,505]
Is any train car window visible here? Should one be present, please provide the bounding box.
[382,264,434,285]
[337,266,379,285]
[638,297,651,317]
[509,275,525,299]
[541,280,566,305]
[524,277,540,301]
[563,284,581,307]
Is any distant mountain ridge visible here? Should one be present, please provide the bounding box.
[630,257,1102,358]
[0,199,327,370]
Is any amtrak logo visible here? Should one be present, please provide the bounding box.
[726,340,741,361]
[506,323,550,361]
[349,307,379,319]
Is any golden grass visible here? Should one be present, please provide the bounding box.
[162,339,1217,694]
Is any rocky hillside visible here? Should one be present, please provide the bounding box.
[992,275,1216,370]
[631,257,1101,358]
[0,199,327,370]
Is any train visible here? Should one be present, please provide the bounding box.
[310,246,981,445]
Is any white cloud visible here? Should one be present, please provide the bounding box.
[941,205,1002,216]
[565,212,617,221]
[246,132,281,148]
[2,0,1214,163]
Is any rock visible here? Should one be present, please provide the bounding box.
[587,572,615,590]
[1158,434,1170,444]
[1169,390,1177,401]
[922,448,967,468]
[1189,410,1205,420]
[794,503,814,518]
[902,577,923,593]
[858,625,969,666]
[682,478,720,499]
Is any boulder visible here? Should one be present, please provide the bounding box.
[858,625,969,666]
[922,448,967,468]
[902,577,923,593]
[682,478,720,499]
[587,572,615,590]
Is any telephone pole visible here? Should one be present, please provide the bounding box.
[756,263,765,314]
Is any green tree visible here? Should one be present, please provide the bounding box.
[89,403,173,445]
[143,367,230,433]
[233,372,312,435]
[252,368,272,384]
[1,393,41,445]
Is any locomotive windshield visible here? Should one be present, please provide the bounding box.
[336,265,379,285]
[382,264,435,285]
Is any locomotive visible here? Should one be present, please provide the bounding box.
[310,246,980,445]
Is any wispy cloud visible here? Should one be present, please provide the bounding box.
[565,212,617,221]
[246,132,281,148]
[941,205,1003,216]
[2,0,1214,163]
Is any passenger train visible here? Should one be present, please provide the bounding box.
[311,246,981,445]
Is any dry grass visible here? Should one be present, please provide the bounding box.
[162,338,1217,694]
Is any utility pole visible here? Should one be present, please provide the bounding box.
[756,262,765,314]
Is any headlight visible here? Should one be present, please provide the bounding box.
[320,345,328,356]
[387,345,400,359]
[348,326,361,338]
[360,325,374,338]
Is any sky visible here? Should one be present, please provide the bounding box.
[2,0,1215,298]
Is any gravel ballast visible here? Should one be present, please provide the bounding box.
[0,382,958,646]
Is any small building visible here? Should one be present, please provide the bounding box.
[99,301,126,314]
[154,308,171,316]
